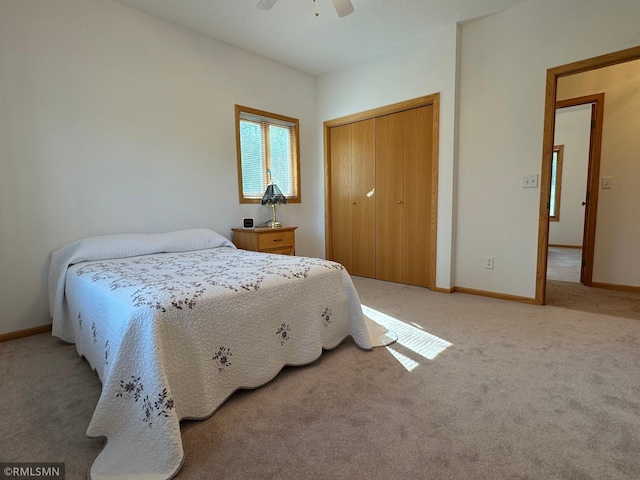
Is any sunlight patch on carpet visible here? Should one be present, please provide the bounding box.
[362,305,452,370]
[386,346,420,372]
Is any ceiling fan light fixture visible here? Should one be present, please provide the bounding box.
[256,0,354,18]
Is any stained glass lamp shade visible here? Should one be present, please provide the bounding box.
[260,183,287,228]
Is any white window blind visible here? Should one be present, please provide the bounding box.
[236,106,300,203]
[550,145,563,221]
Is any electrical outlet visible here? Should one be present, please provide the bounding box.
[523,174,539,188]
[485,256,494,269]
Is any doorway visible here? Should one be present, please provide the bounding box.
[547,94,604,288]
[546,103,591,287]
[536,46,640,305]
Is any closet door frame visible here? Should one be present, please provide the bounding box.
[324,93,440,290]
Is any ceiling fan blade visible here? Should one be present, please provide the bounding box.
[331,0,354,17]
[256,0,278,11]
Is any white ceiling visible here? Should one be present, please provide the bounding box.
[112,0,531,76]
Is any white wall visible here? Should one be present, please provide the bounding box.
[0,0,319,334]
[557,60,640,287]
[317,24,460,290]
[456,0,640,298]
[549,106,591,246]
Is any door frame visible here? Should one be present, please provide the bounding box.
[323,93,440,290]
[535,46,640,305]
[554,94,604,287]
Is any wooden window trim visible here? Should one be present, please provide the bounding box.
[235,105,301,204]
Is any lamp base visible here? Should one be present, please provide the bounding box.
[266,204,282,228]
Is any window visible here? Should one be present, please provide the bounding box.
[235,105,301,204]
[550,145,564,222]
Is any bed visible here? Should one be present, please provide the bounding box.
[48,229,393,479]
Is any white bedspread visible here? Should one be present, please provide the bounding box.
[48,229,373,479]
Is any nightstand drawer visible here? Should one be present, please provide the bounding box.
[266,245,295,256]
[257,230,295,250]
[231,226,297,255]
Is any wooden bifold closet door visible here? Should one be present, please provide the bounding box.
[374,112,403,282]
[402,105,433,287]
[329,119,375,278]
[375,106,433,286]
[328,101,435,289]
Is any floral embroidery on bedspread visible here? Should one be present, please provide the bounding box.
[117,376,144,401]
[116,376,175,427]
[74,249,345,313]
[321,308,333,327]
[276,323,291,345]
[212,346,232,373]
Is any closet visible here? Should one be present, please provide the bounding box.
[326,96,437,289]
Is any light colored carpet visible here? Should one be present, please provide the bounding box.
[546,280,640,321]
[2,277,640,479]
[546,246,640,321]
[547,246,582,282]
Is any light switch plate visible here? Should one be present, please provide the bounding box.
[602,176,613,189]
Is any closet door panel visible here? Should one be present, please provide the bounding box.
[351,119,376,278]
[329,124,353,272]
[375,113,403,283]
[402,105,434,287]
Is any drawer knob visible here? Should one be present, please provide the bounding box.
[273,238,283,242]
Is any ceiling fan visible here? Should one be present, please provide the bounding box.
[257,0,355,18]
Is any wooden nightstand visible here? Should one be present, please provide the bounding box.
[231,226,297,256]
